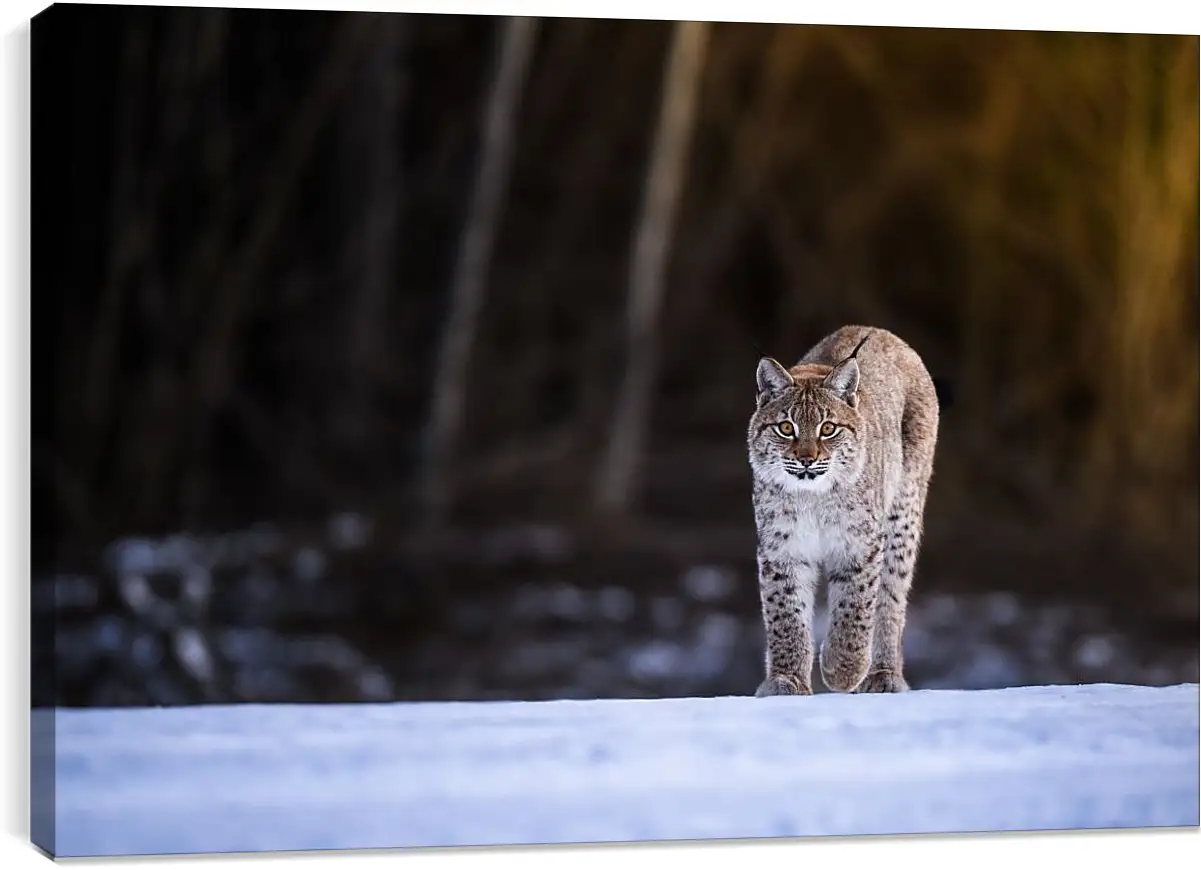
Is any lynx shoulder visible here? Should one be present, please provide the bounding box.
[746,325,939,696]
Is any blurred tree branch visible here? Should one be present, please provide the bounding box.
[420,16,540,522]
[336,15,408,450]
[596,20,710,514]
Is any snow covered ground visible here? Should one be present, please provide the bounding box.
[35,682,1199,858]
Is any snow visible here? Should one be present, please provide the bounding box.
[37,683,1199,859]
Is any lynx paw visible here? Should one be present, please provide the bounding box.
[754,673,811,697]
[819,640,871,693]
[857,670,910,694]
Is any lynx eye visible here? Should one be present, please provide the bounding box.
[775,421,795,438]
[819,421,838,438]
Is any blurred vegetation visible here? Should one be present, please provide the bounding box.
[34,7,1198,617]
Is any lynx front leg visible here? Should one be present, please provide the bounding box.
[859,482,927,693]
[755,554,819,697]
[820,544,882,693]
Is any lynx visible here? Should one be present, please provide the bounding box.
[747,325,939,696]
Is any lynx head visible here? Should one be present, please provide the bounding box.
[747,339,869,493]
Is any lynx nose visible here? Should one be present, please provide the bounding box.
[797,456,815,468]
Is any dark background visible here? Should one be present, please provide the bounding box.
[32,4,1199,707]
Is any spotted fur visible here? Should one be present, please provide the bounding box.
[747,325,939,696]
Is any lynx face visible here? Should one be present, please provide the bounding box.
[748,357,865,493]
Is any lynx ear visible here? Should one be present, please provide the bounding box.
[823,357,860,406]
[756,357,794,399]
[823,334,869,407]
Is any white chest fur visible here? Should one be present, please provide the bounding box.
[772,495,854,568]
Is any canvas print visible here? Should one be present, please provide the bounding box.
[29,2,1199,859]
